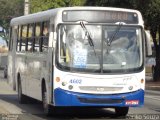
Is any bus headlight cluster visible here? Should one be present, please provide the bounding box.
[123,76,139,91]
[61,81,73,90]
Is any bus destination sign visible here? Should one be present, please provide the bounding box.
[63,10,138,24]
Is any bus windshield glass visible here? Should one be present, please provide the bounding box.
[57,24,143,73]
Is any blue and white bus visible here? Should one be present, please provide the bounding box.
[8,7,152,116]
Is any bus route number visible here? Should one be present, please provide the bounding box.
[69,79,82,84]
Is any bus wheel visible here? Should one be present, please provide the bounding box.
[152,66,155,80]
[3,66,7,79]
[115,107,129,117]
[42,84,52,116]
[18,81,26,104]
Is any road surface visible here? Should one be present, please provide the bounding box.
[0,70,160,120]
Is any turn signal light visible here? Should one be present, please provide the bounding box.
[56,77,60,82]
[141,79,144,84]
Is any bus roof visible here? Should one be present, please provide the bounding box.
[10,7,143,26]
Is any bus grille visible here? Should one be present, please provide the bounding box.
[79,86,123,92]
[78,97,124,104]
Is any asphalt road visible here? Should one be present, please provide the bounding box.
[0,70,160,120]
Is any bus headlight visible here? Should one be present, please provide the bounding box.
[128,86,133,90]
[62,81,67,86]
[68,85,73,90]
[123,76,140,90]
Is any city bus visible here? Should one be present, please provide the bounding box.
[8,7,152,116]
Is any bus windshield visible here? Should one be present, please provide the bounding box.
[57,24,143,73]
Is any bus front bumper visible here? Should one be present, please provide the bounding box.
[54,88,144,107]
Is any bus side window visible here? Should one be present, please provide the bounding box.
[16,26,22,52]
[34,22,41,52]
[60,25,67,62]
[40,21,49,52]
[28,24,33,52]
[21,25,28,52]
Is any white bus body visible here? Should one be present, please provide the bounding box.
[8,7,150,116]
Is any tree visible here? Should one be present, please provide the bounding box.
[143,0,160,81]
[65,0,86,7]
[0,0,23,42]
[30,0,86,13]
[128,0,160,81]
[85,0,133,8]
[30,0,66,13]
[0,0,24,30]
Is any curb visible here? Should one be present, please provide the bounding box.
[146,87,160,91]
[145,90,160,95]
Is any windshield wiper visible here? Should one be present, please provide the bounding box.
[80,21,94,47]
[80,22,102,71]
[108,22,123,46]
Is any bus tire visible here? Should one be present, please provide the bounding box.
[152,66,155,80]
[115,107,129,117]
[4,74,7,79]
[18,80,26,104]
[42,83,52,116]
[4,72,7,78]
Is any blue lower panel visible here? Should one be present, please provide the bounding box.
[54,88,144,107]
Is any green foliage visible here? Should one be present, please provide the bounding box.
[0,0,24,42]
[30,0,86,13]
[85,0,134,8]
[30,0,65,13]
[0,0,24,29]
[66,0,86,6]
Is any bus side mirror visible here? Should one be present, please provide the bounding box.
[145,30,152,57]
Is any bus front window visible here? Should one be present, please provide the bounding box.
[57,24,143,73]
[58,24,101,72]
[102,26,142,72]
